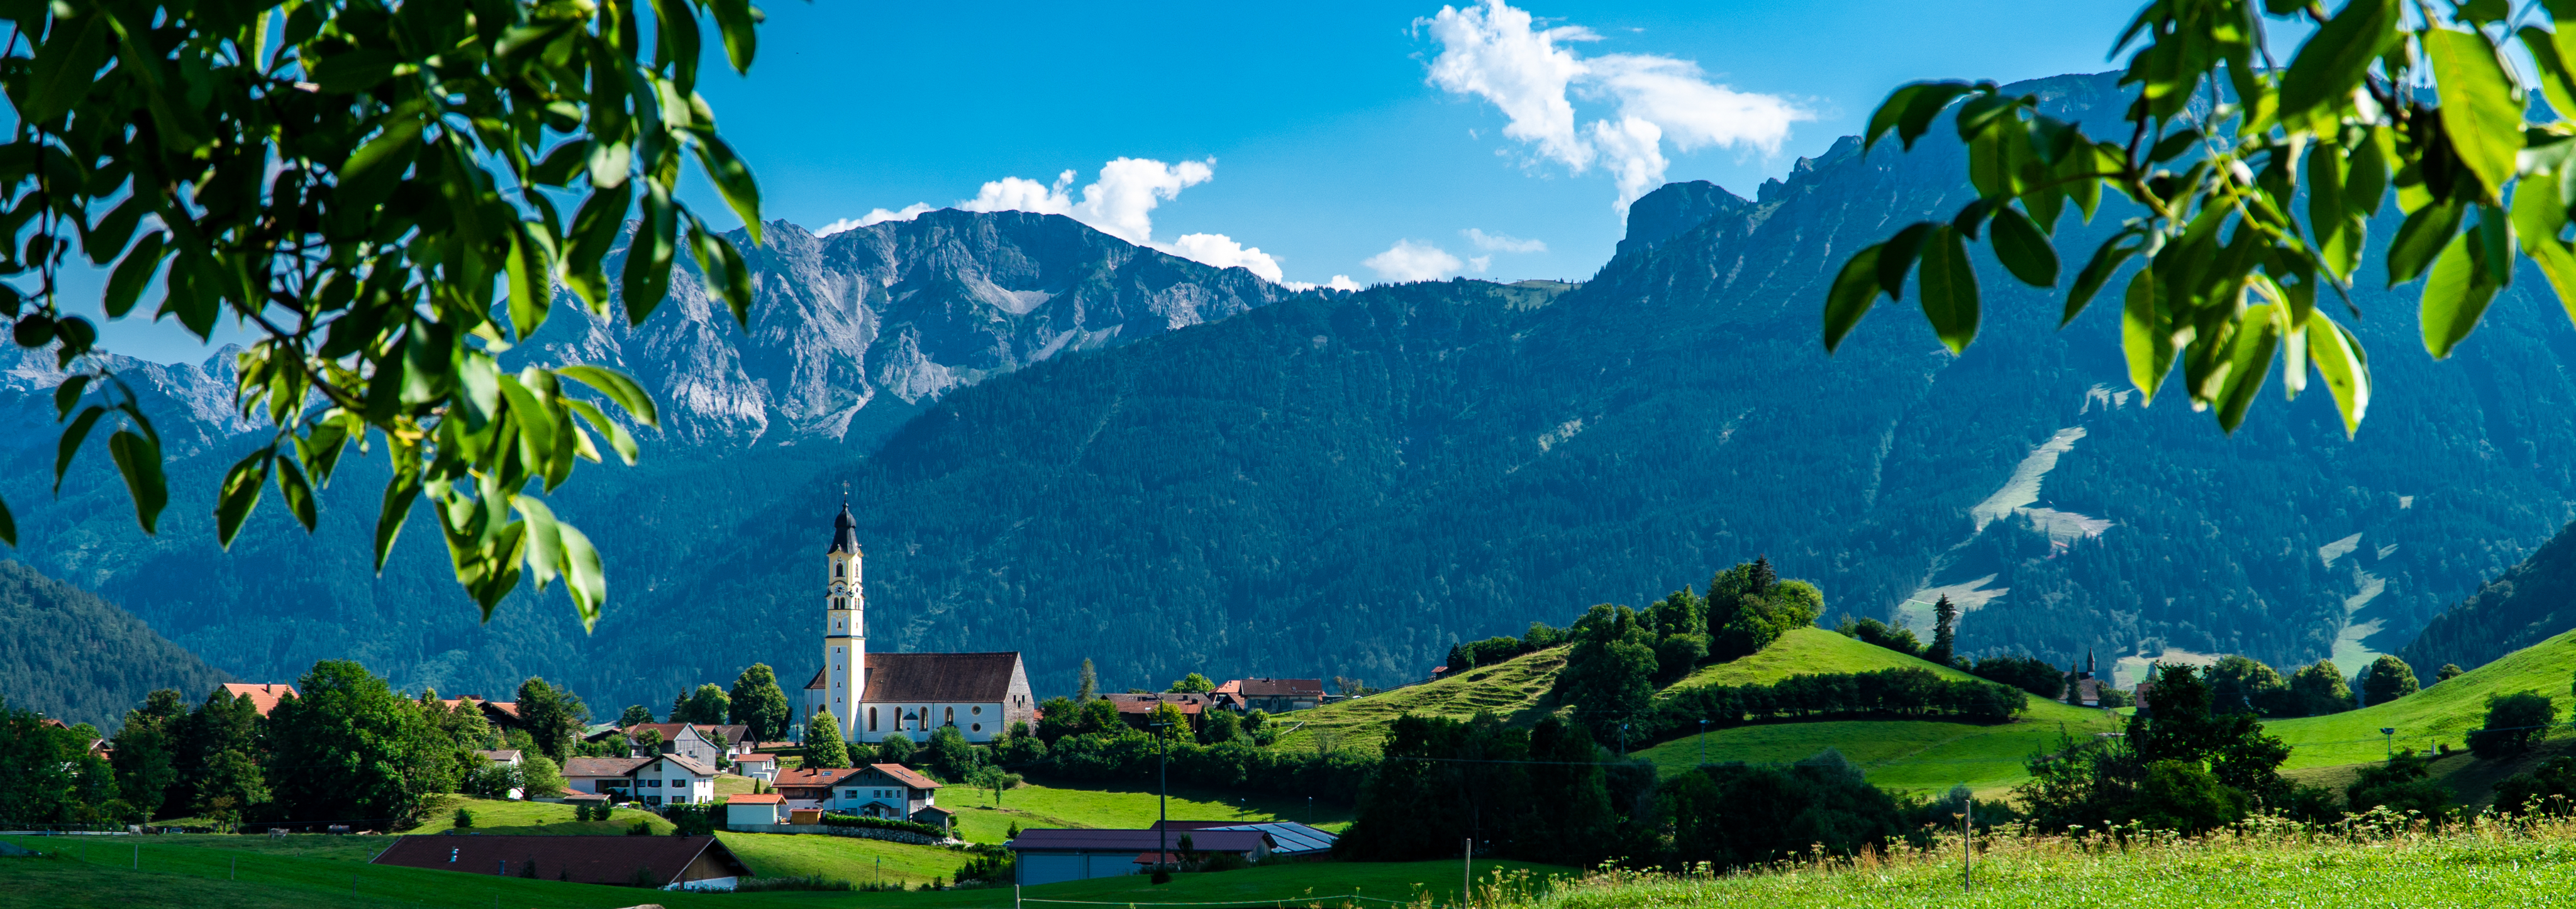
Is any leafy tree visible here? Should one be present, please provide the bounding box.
[173,689,269,825]
[674,683,729,727]
[965,765,1025,807]
[464,759,523,798]
[1168,673,1216,694]
[1553,605,1657,743]
[2132,759,2248,834]
[619,705,657,727]
[1926,595,1958,666]
[519,754,567,798]
[997,723,1049,766]
[1704,561,1824,659]
[1666,749,1913,868]
[2470,691,2558,759]
[2207,655,2291,716]
[876,730,916,766]
[2440,664,2466,683]
[2360,655,2421,706]
[1968,654,2063,698]
[1078,659,1099,702]
[265,660,442,826]
[728,664,791,741]
[109,688,187,818]
[0,697,88,823]
[1338,713,1538,862]
[0,0,772,625]
[2347,750,2451,824]
[1035,697,1082,743]
[1821,0,2576,441]
[924,725,980,781]
[2020,664,2292,832]
[1838,617,1924,658]
[804,710,850,769]
[1079,698,1124,735]
[2131,666,2292,804]
[513,678,588,763]
[635,728,665,754]
[1200,709,1243,744]
[2288,660,2355,717]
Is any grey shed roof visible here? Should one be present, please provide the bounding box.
[1201,822,1337,855]
[1006,829,1271,853]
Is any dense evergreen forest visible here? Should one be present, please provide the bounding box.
[2400,519,2576,676]
[0,560,230,729]
[5,72,2576,709]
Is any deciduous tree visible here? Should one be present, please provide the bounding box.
[804,711,850,769]
[728,664,791,741]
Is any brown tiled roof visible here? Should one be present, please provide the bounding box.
[1232,678,1323,697]
[726,793,784,805]
[653,754,719,776]
[561,757,651,778]
[806,668,826,690]
[370,835,748,886]
[217,683,298,716]
[872,763,941,789]
[773,768,862,788]
[863,653,1023,702]
[733,754,777,764]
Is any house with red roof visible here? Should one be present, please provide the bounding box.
[215,683,298,716]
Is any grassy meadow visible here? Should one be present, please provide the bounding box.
[835,857,1576,909]
[1270,647,1568,755]
[2268,628,2576,769]
[950,780,1355,844]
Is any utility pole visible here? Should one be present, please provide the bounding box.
[1462,837,1473,909]
[2381,727,2396,759]
[1152,718,1172,878]
[1697,719,1708,767]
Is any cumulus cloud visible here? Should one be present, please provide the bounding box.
[1168,233,1286,283]
[1463,228,1546,253]
[816,203,935,236]
[1364,240,1468,282]
[1286,275,1367,292]
[1420,0,1810,211]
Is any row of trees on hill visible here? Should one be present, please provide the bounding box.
[1547,558,1826,742]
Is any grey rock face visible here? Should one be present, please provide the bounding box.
[516,209,1291,446]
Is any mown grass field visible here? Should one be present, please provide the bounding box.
[713,830,965,884]
[949,781,1355,844]
[435,795,676,835]
[1270,647,1568,755]
[2268,627,2576,769]
[1516,821,2576,908]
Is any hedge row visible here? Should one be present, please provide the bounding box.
[1644,668,2028,741]
[1040,734,1377,798]
[818,813,946,839]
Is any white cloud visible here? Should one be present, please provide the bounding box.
[1468,255,1493,272]
[1419,0,1811,211]
[817,203,935,236]
[1167,233,1285,283]
[1463,228,1546,253]
[1363,240,1467,282]
[960,172,1079,218]
[1284,275,1367,292]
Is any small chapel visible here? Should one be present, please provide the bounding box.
[805,502,1037,743]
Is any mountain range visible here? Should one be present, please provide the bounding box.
[6,70,2576,718]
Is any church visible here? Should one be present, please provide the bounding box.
[805,502,1037,743]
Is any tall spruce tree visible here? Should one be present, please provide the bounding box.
[729,665,792,742]
[1078,659,1099,702]
[1926,595,1958,666]
[805,711,851,769]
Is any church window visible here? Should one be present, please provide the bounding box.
[835,563,844,578]
[972,706,982,715]
[944,707,955,725]
[972,723,982,732]
[869,707,879,731]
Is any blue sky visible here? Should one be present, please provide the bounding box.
[93,0,2143,363]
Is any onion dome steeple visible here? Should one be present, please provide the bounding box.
[829,499,860,554]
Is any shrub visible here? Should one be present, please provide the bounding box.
[2470,691,2558,759]
[818,813,945,839]
[1838,617,1924,658]
[1968,654,2063,697]
[626,819,652,836]
[2347,751,2451,825]
[452,808,474,829]
[2494,756,2576,816]
[877,734,917,766]
[737,875,856,892]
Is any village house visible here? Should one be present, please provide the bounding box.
[472,749,525,799]
[1212,678,1324,713]
[559,756,652,798]
[769,763,943,823]
[801,503,1038,744]
[601,723,754,763]
[215,683,298,716]
[723,793,786,827]
[1099,692,1214,734]
[731,753,779,783]
[634,754,719,806]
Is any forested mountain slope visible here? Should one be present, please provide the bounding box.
[0,560,231,729]
[4,71,2575,711]
[2397,521,2576,676]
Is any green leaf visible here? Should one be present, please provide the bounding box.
[107,429,167,534]
[2386,200,2463,285]
[685,215,755,326]
[497,375,560,489]
[1867,82,1974,152]
[528,140,591,187]
[52,375,89,420]
[557,365,661,427]
[2513,179,2576,327]
[0,493,13,546]
[1916,226,1979,354]
[53,405,104,493]
[2212,307,2280,434]
[2421,231,2502,359]
[565,399,639,465]
[565,183,635,312]
[2345,127,2389,217]
[103,233,166,319]
[25,11,109,123]
[2426,28,2524,203]
[691,135,763,246]
[706,0,759,73]
[558,520,606,631]
[82,194,149,267]
[514,494,564,591]
[341,119,425,206]
[1987,206,2058,287]
[506,221,557,342]
[2063,235,2140,326]
[2305,140,2351,277]
[1877,222,1936,300]
[2277,0,2397,122]
[647,0,703,91]
[457,350,502,429]
[275,457,318,532]
[374,461,421,573]
[1823,243,1885,354]
[2147,128,2202,164]
[2522,26,2576,121]
[2306,314,2372,436]
[214,450,270,549]
[2122,267,2175,401]
[621,183,678,326]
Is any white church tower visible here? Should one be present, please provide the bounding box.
[821,501,867,738]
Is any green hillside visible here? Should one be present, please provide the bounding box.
[1634,629,2118,796]
[947,780,1354,844]
[2270,627,2576,769]
[0,559,232,730]
[1270,646,1568,754]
